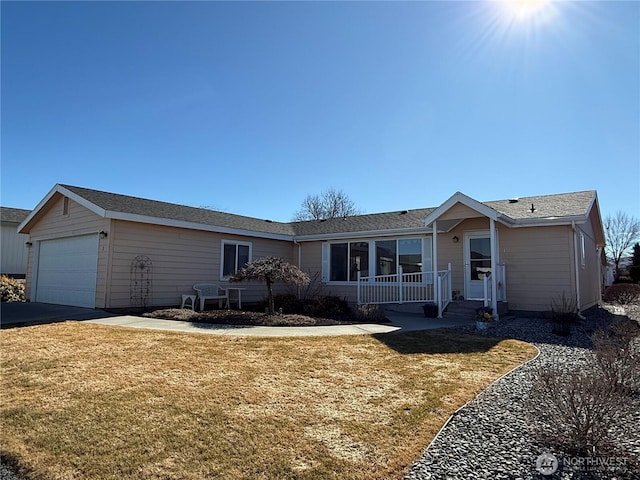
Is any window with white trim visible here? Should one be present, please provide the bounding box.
[329,241,369,282]
[323,237,431,283]
[580,232,586,269]
[221,240,252,279]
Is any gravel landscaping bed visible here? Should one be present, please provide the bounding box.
[406,304,640,480]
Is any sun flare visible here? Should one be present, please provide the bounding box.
[499,0,551,21]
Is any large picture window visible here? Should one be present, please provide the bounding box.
[324,238,430,283]
[221,240,251,279]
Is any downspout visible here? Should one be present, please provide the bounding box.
[572,221,585,319]
[596,246,603,306]
[293,239,301,269]
[490,218,498,320]
[432,221,440,317]
[294,239,302,297]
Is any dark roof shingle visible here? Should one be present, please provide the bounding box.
[1,207,31,224]
[62,185,296,236]
[60,185,597,238]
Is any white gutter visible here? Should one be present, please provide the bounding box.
[572,221,583,317]
[294,227,434,242]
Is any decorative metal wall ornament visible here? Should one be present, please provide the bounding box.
[130,255,153,309]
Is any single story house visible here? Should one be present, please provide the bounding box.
[18,184,606,317]
[1,207,31,278]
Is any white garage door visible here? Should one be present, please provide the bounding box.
[35,235,99,308]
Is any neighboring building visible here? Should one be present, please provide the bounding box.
[1,207,31,278]
[18,184,606,316]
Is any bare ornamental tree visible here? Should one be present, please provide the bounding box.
[230,257,310,314]
[604,211,640,278]
[293,188,362,221]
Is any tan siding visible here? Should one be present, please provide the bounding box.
[107,221,294,308]
[438,203,484,221]
[499,225,574,311]
[577,220,600,311]
[299,219,578,312]
[25,196,109,307]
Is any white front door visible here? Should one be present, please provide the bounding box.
[464,231,492,300]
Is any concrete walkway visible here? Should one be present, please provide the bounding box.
[2,302,477,336]
[85,311,476,337]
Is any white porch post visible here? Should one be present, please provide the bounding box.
[432,221,440,316]
[490,218,499,320]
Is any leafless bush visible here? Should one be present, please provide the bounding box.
[592,319,640,395]
[527,362,624,455]
[354,304,387,323]
[548,291,577,335]
[289,270,327,303]
[0,275,25,302]
[604,283,640,304]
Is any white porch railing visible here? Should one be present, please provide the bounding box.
[483,263,506,307]
[357,264,452,317]
[437,267,452,317]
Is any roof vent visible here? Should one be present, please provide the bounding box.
[530,203,536,213]
[509,198,519,204]
[400,210,408,214]
[264,219,273,223]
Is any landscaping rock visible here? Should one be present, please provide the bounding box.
[406,304,640,480]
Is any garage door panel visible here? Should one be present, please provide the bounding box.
[35,235,99,308]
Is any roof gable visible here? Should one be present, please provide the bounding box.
[423,192,505,230]
[19,184,296,239]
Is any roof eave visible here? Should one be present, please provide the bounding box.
[509,215,589,227]
[18,184,108,233]
[294,226,433,242]
[107,211,294,241]
[423,191,513,227]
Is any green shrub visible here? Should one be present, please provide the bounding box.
[0,275,25,303]
[603,283,640,304]
[629,265,640,284]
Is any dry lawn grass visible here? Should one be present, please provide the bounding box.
[1,322,536,480]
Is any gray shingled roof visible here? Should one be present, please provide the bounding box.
[62,185,297,236]
[290,208,436,236]
[1,207,31,224]
[484,191,596,220]
[60,185,596,238]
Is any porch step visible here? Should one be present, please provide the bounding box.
[445,300,509,318]
[444,300,483,319]
[383,301,508,318]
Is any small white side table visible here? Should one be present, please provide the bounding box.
[225,287,246,309]
[181,294,196,310]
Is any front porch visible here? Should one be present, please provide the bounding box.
[356,263,506,318]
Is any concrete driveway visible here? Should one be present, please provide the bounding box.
[1,302,118,328]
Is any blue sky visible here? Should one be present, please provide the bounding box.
[2,1,638,222]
